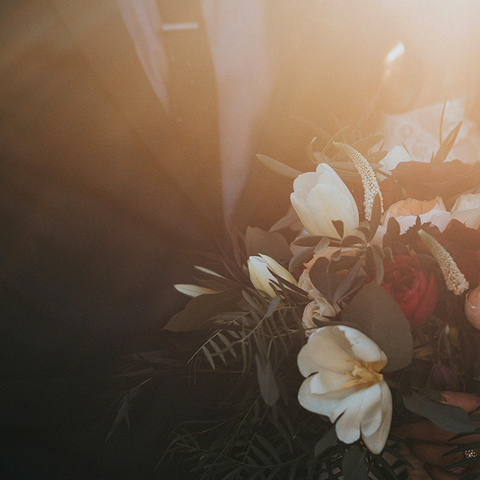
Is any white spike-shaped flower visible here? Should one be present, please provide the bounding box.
[334,142,383,221]
[418,230,469,295]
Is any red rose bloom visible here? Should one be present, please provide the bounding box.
[366,255,438,328]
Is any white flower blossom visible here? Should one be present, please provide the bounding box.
[247,254,297,298]
[297,326,392,454]
[291,164,359,239]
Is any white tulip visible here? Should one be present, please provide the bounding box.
[291,164,359,239]
[297,326,392,454]
[247,254,297,298]
[451,194,480,229]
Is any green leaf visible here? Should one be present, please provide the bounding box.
[245,226,293,264]
[265,295,280,318]
[332,220,344,239]
[341,235,364,247]
[329,255,360,273]
[255,354,279,406]
[351,134,384,156]
[371,245,384,284]
[320,125,350,158]
[403,392,477,433]
[202,345,216,369]
[333,257,363,302]
[314,427,337,457]
[164,289,241,331]
[342,445,368,480]
[256,154,303,178]
[309,256,331,301]
[292,235,326,247]
[386,217,400,239]
[432,121,462,165]
[341,282,412,371]
[289,246,315,273]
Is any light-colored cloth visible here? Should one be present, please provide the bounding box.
[115,0,275,222]
[377,98,480,164]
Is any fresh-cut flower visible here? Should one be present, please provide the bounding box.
[297,325,392,454]
[384,197,451,234]
[365,255,438,328]
[247,254,297,298]
[451,193,480,229]
[290,163,359,239]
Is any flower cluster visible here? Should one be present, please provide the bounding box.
[160,126,480,479]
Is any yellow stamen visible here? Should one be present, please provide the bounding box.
[342,359,384,389]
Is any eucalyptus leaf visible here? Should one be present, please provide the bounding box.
[289,246,315,273]
[371,245,384,284]
[256,154,303,178]
[386,217,401,239]
[164,289,241,331]
[293,235,326,247]
[341,235,364,247]
[309,256,331,301]
[333,257,363,302]
[255,354,280,406]
[341,282,412,371]
[403,392,477,433]
[342,445,368,480]
[329,255,360,273]
[332,220,344,239]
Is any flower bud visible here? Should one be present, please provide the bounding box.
[247,254,297,298]
[290,163,359,239]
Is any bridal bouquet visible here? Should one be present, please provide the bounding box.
[123,122,480,479]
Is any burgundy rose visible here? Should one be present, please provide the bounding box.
[366,255,438,328]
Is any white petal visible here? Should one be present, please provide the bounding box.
[297,327,354,377]
[361,382,392,454]
[339,326,387,365]
[298,375,350,417]
[316,163,356,204]
[174,284,217,297]
[307,185,357,237]
[292,171,321,194]
[194,265,224,278]
[334,383,383,445]
[309,368,351,394]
